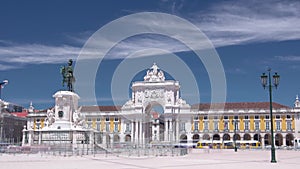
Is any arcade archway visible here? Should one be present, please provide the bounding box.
[180,134,187,143]
[253,134,261,142]
[202,134,210,140]
[264,134,271,146]
[213,134,220,140]
[144,103,164,143]
[223,134,230,141]
[125,134,131,142]
[192,134,200,143]
[286,133,294,146]
[113,135,120,143]
[243,134,251,140]
[275,133,283,146]
[233,134,241,140]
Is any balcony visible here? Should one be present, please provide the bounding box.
[213,129,219,133]
[124,130,131,134]
[223,129,229,133]
[192,129,199,133]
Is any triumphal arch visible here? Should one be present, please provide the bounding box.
[121,63,190,145]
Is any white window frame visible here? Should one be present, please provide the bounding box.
[180,122,185,131]
[214,121,219,130]
[106,123,110,132]
[255,121,259,130]
[204,122,209,130]
[266,121,270,130]
[125,122,131,132]
[224,121,229,130]
[194,121,199,131]
[276,121,281,130]
[244,121,249,130]
[287,121,292,130]
[114,122,118,132]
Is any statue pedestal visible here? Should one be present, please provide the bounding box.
[22,90,96,154]
[48,121,73,130]
[53,91,79,119]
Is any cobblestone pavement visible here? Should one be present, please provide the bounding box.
[0,149,300,169]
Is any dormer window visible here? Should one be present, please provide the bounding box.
[265,115,270,119]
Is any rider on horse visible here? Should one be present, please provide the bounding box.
[60,59,75,92]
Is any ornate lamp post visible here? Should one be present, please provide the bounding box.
[0,80,8,143]
[232,119,238,152]
[0,80,8,100]
[260,68,279,163]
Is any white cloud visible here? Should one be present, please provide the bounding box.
[105,35,190,59]
[194,0,300,47]
[0,42,81,68]
[1,0,300,69]
[0,63,17,71]
[275,56,300,62]
[89,0,300,59]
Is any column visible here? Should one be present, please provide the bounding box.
[142,123,145,146]
[283,136,286,147]
[38,130,42,145]
[168,120,170,141]
[164,119,168,142]
[102,133,106,145]
[72,131,77,150]
[170,119,173,143]
[142,115,145,146]
[28,129,33,146]
[22,128,26,146]
[176,118,179,142]
[89,131,94,145]
[110,134,113,148]
[135,120,139,144]
[139,121,142,146]
[131,121,134,143]
[132,91,135,101]
[132,121,135,143]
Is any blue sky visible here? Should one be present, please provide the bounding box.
[1,0,300,109]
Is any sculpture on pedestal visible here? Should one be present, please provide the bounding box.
[60,59,75,92]
[144,63,165,82]
[73,107,85,127]
[46,108,55,126]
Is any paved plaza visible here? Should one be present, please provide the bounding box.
[0,149,300,169]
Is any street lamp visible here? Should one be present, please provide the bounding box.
[0,80,8,143]
[260,68,279,163]
[0,80,9,100]
[232,119,238,152]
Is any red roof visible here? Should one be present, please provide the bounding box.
[191,102,290,110]
[11,110,28,117]
[81,106,121,112]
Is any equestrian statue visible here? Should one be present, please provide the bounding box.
[60,59,75,92]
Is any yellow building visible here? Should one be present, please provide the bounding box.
[26,64,300,149]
